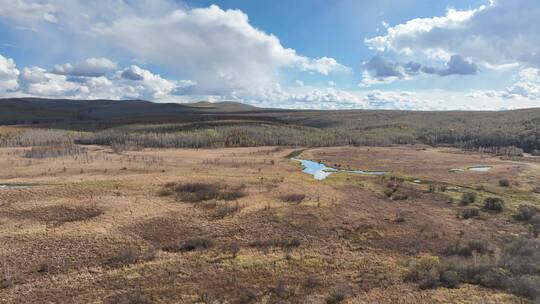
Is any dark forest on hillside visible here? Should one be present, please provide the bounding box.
[1,98,539,155]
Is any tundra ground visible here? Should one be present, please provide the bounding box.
[1,145,539,303]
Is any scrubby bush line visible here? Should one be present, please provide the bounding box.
[407,237,540,300]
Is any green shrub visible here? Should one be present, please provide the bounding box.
[484,197,504,212]
[499,179,510,187]
[414,237,540,300]
[462,208,480,219]
[445,240,489,257]
[508,275,540,300]
[439,270,460,288]
[460,192,476,206]
[514,205,539,222]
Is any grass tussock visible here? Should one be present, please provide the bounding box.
[160,182,246,203]
[103,292,152,304]
[19,205,103,226]
[211,202,244,219]
[325,287,348,304]
[249,238,302,251]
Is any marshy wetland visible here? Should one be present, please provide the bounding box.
[1,139,539,303]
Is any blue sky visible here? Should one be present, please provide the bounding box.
[0,0,538,110]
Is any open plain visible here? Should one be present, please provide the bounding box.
[1,141,539,303]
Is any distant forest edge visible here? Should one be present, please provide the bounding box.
[1,98,539,155]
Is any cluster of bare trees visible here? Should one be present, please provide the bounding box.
[1,117,538,155]
[74,124,399,149]
[0,129,74,147]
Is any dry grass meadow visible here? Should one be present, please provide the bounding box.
[1,142,539,303]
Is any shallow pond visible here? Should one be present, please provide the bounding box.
[467,166,492,172]
[0,184,32,189]
[291,158,387,180]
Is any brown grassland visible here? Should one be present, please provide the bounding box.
[1,141,540,303]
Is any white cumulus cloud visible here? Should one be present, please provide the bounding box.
[52,58,117,77]
[0,0,57,24]
[299,57,350,75]
[12,55,195,100]
[0,54,20,92]
[92,4,347,93]
[469,68,540,100]
[365,0,540,68]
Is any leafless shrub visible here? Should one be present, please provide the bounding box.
[22,144,87,159]
[105,247,156,268]
[162,238,213,253]
[0,129,74,147]
[160,182,245,203]
[279,193,305,204]
[230,240,240,258]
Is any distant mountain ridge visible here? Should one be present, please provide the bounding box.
[2,97,540,152]
[0,98,278,125]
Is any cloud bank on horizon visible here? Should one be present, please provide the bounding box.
[0,0,539,110]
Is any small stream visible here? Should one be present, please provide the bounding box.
[291,158,387,180]
[291,157,492,181]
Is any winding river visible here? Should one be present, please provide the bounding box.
[291,158,387,180]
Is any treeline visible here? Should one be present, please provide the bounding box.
[0,115,538,154]
[74,124,402,149]
[0,129,75,147]
[417,127,540,154]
